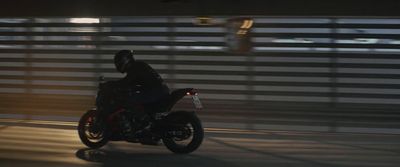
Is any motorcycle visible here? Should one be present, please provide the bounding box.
[78,76,204,154]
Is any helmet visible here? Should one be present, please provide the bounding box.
[114,50,134,73]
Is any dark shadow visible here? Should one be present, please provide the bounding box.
[76,148,237,167]
[207,137,342,167]
[316,139,400,155]
[265,131,400,155]
[260,130,400,155]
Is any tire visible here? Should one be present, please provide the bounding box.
[163,113,204,154]
[78,110,109,149]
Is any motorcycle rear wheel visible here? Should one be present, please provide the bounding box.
[163,113,204,154]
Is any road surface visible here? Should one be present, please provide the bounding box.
[0,119,399,167]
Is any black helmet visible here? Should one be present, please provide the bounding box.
[114,50,134,73]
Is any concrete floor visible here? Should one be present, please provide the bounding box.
[0,120,399,167]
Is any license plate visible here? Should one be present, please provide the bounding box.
[192,95,203,109]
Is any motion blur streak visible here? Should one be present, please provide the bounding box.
[1,17,400,131]
[0,121,399,167]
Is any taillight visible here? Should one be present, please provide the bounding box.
[186,89,198,96]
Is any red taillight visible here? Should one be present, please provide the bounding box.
[187,89,198,96]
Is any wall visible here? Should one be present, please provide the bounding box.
[0,16,399,128]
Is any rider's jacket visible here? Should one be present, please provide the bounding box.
[120,60,164,91]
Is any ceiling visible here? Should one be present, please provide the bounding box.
[0,0,399,17]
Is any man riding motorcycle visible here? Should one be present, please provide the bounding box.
[96,50,170,139]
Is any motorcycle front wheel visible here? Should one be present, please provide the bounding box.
[163,112,204,154]
[78,109,109,149]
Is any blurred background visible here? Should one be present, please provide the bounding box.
[1,16,400,130]
[0,0,398,132]
[0,1,400,167]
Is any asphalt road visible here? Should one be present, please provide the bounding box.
[0,119,399,167]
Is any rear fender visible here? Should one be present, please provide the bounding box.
[166,88,195,111]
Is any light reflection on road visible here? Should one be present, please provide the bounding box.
[0,122,399,167]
